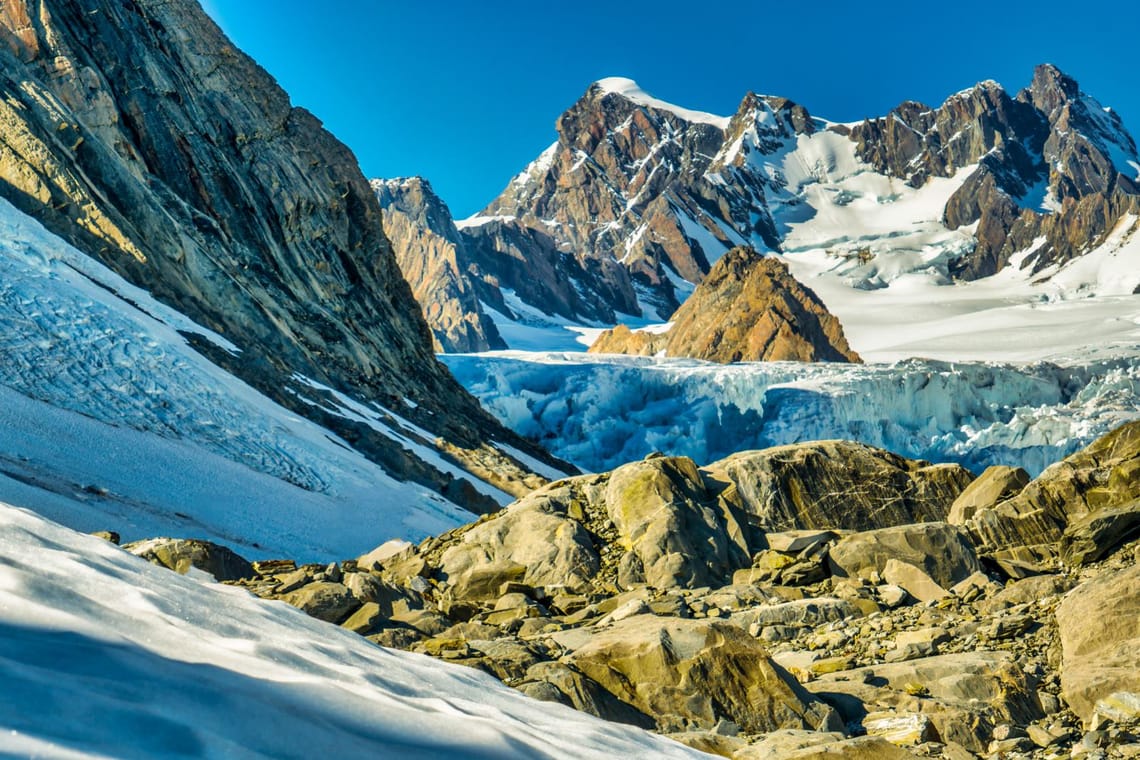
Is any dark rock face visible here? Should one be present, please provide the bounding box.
[589,248,860,363]
[0,0,555,508]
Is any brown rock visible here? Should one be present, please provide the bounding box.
[280,582,360,624]
[565,615,837,734]
[590,248,861,364]
[123,537,255,582]
[969,420,1140,562]
[828,522,982,589]
[949,465,1030,524]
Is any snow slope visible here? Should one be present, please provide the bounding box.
[0,197,521,562]
[444,352,1140,477]
[0,501,704,759]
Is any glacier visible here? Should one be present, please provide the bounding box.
[443,351,1140,477]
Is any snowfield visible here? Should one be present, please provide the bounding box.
[444,352,1140,477]
[0,197,501,563]
[0,501,705,759]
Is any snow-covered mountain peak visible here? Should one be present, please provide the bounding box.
[589,76,730,129]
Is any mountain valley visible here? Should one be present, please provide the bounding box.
[0,0,1139,758]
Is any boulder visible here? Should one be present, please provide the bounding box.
[1056,563,1140,725]
[564,615,838,734]
[728,730,845,758]
[280,582,360,624]
[969,420,1140,560]
[437,484,599,597]
[1060,498,1140,566]
[124,537,255,582]
[730,598,862,634]
[828,522,981,588]
[880,560,948,604]
[810,652,1043,752]
[948,465,1029,524]
[772,736,918,760]
[356,539,412,571]
[712,442,973,532]
[517,661,655,728]
[603,456,754,589]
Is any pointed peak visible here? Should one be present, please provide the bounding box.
[1027,63,1082,112]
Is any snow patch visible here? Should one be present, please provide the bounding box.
[595,77,731,129]
[0,502,705,758]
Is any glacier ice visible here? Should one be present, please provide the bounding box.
[444,352,1140,477]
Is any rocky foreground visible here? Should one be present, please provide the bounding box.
[122,422,1140,759]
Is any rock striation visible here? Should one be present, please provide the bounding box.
[588,248,860,363]
[0,0,557,510]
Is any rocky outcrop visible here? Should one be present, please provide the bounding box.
[589,248,860,363]
[431,442,971,597]
[104,421,1137,757]
[967,420,1140,568]
[373,178,503,352]
[0,0,556,513]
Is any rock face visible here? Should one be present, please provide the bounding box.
[386,66,1138,344]
[0,0,555,513]
[589,248,860,363]
[373,178,504,352]
[967,420,1140,567]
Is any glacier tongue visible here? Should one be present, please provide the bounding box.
[443,352,1140,477]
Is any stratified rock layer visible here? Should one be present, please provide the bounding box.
[0,0,553,508]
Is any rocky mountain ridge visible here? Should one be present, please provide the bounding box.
[385,66,1139,350]
[589,247,861,363]
[0,0,560,513]
[127,420,1140,758]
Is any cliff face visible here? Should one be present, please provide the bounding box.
[589,247,860,364]
[0,0,554,509]
[374,178,504,353]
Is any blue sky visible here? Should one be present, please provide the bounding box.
[202,1,1140,218]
